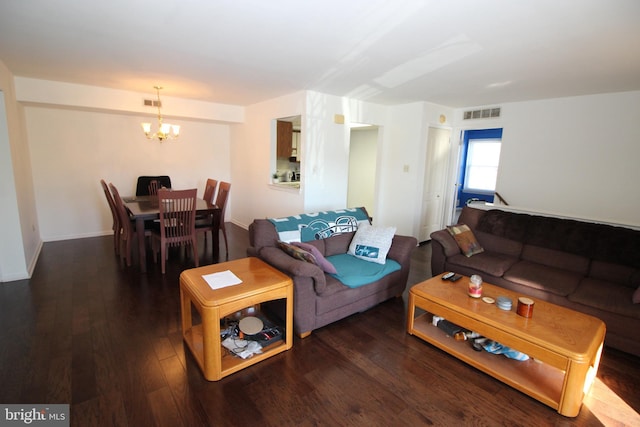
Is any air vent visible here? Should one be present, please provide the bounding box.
[143,99,162,107]
[463,107,500,120]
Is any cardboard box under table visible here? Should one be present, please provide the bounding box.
[179,257,293,381]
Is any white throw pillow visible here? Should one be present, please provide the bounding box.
[348,223,396,264]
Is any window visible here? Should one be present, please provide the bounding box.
[463,138,501,192]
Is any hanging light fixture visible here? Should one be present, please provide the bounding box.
[141,86,180,141]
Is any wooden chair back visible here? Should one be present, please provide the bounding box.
[148,179,160,195]
[100,179,120,254]
[203,179,218,204]
[108,183,135,266]
[157,188,198,246]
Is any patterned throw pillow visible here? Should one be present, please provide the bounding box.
[278,241,317,265]
[347,223,396,264]
[447,224,484,257]
[291,242,338,274]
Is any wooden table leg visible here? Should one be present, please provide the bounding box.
[212,212,221,263]
[406,291,416,333]
[136,217,147,273]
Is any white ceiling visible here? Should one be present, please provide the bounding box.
[1,0,639,107]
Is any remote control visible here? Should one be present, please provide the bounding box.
[450,274,462,282]
[442,272,455,280]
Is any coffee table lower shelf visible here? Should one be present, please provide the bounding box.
[410,314,565,409]
[184,324,290,379]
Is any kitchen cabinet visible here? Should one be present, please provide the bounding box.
[277,120,293,159]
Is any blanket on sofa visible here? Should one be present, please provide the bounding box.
[327,254,401,288]
[268,207,369,242]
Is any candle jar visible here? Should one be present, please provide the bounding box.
[468,274,483,298]
[517,297,535,318]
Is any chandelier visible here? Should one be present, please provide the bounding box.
[141,86,180,141]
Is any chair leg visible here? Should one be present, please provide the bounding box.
[160,244,167,274]
[113,229,120,255]
[200,228,214,254]
[124,237,132,267]
[221,224,229,259]
[152,239,158,264]
[192,240,199,268]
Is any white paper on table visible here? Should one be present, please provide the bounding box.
[202,270,243,290]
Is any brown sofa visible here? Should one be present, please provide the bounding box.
[430,206,640,356]
[248,218,417,337]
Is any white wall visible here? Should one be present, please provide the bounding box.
[231,91,397,228]
[230,91,306,228]
[0,62,39,281]
[25,106,232,241]
[375,103,426,235]
[303,92,352,213]
[464,91,640,227]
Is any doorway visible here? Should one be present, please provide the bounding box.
[347,126,379,219]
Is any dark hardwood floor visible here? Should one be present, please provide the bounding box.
[1,224,639,426]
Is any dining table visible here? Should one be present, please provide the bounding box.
[123,195,221,273]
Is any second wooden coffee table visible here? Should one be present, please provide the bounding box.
[180,257,293,381]
[407,275,605,417]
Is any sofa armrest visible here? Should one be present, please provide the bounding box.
[430,229,459,257]
[430,229,460,276]
[387,234,418,265]
[257,246,328,293]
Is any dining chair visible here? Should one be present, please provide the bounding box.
[151,188,199,274]
[148,179,160,195]
[215,181,231,259]
[195,179,219,250]
[136,175,172,196]
[100,179,120,255]
[203,178,218,204]
[109,182,136,266]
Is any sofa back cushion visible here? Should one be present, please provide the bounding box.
[475,231,523,258]
[324,232,355,256]
[589,260,639,288]
[476,208,530,242]
[457,206,485,231]
[249,217,357,259]
[473,207,640,270]
[525,215,595,257]
[249,219,280,249]
[521,245,590,274]
[591,225,640,269]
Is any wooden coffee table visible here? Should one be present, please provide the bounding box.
[407,275,605,417]
[180,257,293,381]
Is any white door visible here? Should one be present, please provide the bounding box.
[419,127,451,242]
